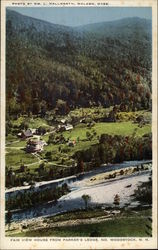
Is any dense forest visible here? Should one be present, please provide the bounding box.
[6,10,152,117]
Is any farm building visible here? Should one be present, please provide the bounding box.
[67,140,76,147]
[26,139,47,153]
[19,129,33,139]
[65,124,73,131]
[57,124,73,132]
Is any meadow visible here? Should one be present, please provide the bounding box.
[6,121,151,169]
[8,208,152,237]
[5,109,151,187]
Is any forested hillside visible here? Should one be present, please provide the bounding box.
[6,9,152,117]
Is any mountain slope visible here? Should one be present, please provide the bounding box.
[6,10,152,116]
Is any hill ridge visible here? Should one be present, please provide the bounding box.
[6,9,152,116]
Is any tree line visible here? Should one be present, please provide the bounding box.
[6,12,152,118]
[6,183,69,211]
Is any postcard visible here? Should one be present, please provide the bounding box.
[0,0,157,249]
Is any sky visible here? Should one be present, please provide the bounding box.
[8,7,152,27]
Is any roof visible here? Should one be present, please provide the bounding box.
[22,129,33,137]
[65,124,73,130]
[61,119,66,124]
[27,139,46,146]
[67,140,76,146]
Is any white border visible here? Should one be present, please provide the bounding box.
[0,1,157,249]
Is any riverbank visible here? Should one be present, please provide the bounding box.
[6,160,152,196]
[5,161,152,224]
[5,159,152,237]
[6,208,152,237]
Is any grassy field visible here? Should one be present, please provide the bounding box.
[6,148,38,168]
[5,109,151,181]
[46,209,107,222]
[6,134,17,143]
[63,121,151,140]
[7,140,26,147]
[12,117,50,129]
[6,120,151,170]
[9,209,152,237]
[43,208,150,224]
[24,217,150,237]
[42,121,151,159]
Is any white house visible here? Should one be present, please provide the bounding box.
[57,124,73,132]
[65,124,73,131]
[26,139,47,153]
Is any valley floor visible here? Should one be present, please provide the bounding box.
[5,109,152,237]
[5,161,152,237]
[6,208,152,237]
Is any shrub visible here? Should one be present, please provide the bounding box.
[82,194,91,209]
[90,229,101,237]
[113,194,120,206]
[120,169,124,175]
[86,131,91,140]
[133,182,152,205]
[61,146,71,153]
[45,151,52,160]
[20,164,27,172]
[20,122,29,130]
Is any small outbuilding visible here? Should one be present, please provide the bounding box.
[20,129,33,139]
[57,124,73,132]
[67,140,76,147]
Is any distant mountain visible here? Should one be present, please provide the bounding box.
[6,10,152,116]
[6,9,72,32]
[76,17,151,35]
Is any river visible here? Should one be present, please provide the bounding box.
[6,160,152,222]
[6,159,151,197]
